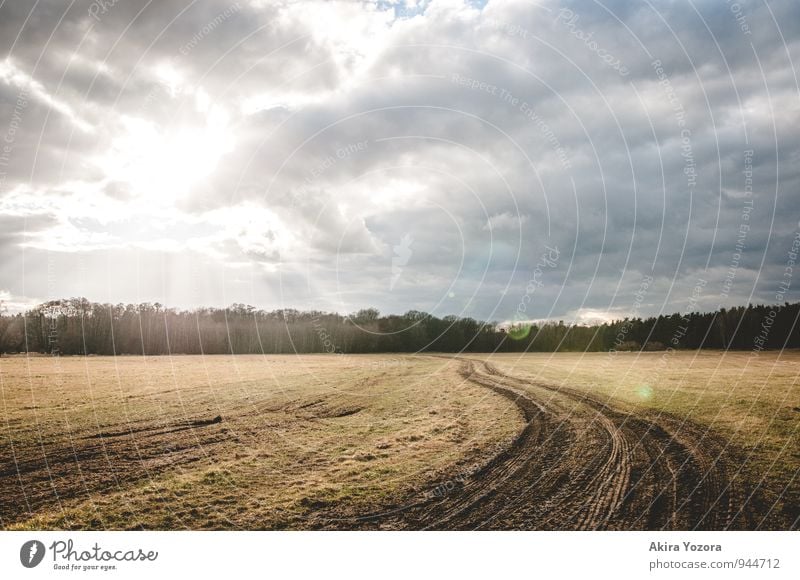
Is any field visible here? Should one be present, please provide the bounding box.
[474,351,800,529]
[0,352,797,530]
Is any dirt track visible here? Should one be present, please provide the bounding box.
[345,358,762,530]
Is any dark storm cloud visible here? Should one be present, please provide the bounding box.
[0,0,798,321]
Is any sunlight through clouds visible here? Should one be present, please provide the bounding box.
[0,0,797,319]
[96,106,233,205]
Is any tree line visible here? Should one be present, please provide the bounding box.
[0,297,798,355]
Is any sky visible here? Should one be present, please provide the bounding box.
[0,0,798,324]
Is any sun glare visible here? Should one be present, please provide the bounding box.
[97,105,232,205]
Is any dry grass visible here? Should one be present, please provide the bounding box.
[478,350,800,521]
[3,351,797,530]
[0,354,523,530]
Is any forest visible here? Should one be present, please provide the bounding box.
[0,298,798,355]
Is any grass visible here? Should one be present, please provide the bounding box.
[0,354,523,530]
[2,350,797,529]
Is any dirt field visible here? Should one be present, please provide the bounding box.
[1,352,797,530]
[478,350,800,529]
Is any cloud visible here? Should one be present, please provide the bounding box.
[0,0,798,321]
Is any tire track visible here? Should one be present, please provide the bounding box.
[344,357,760,530]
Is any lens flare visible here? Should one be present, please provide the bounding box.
[508,323,532,341]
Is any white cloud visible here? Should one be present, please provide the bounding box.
[0,290,39,314]
[483,212,528,231]
[0,57,94,133]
